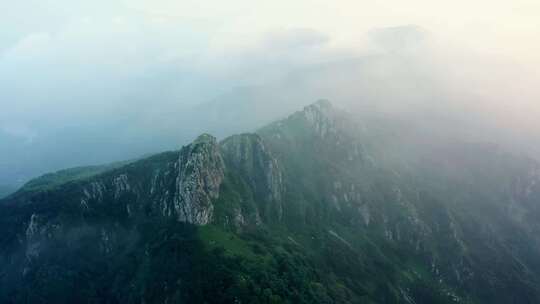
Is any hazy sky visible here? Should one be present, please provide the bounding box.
[1,0,540,185]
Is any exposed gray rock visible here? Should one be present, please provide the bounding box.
[172,134,225,225]
[301,99,338,138]
[113,174,130,199]
[221,133,283,220]
[358,204,371,226]
[25,214,45,260]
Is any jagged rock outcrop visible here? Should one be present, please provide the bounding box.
[220,133,283,220]
[152,133,225,225]
[3,100,540,304]
[10,134,227,226]
[171,134,225,224]
[301,99,338,138]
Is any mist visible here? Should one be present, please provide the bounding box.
[1,0,540,190]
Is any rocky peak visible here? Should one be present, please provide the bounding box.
[302,99,335,120]
[300,99,340,138]
[257,99,341,139]
[310,99,333,111]
[171,134,225,224]
[193,133,217,145]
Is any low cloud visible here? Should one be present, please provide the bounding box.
[1,123,37,145]
[1,1,539,186]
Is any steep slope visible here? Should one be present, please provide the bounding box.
[14,160,132,194]
[259,101,540,303]
[1,101,540,303]
[0,184,16,199]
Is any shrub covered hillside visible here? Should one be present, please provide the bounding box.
[2,100,540,303]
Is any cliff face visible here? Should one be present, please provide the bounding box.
[220,134,283,221]
[41,133,227,226]
[257,101,540,303]
[4,132,280,227]
[2,101,540,304]
[164,133,225,224]
[0,131,287,303]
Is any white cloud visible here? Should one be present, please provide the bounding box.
[0,0,540,183]
[2,32,52,60]
[1,123,37,145]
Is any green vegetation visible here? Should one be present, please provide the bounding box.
[1,102,540,303]
[19,161,131,192]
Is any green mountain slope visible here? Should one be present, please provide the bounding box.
[0,184,16,199]
[1,101,540,303]
[15,161,132,194]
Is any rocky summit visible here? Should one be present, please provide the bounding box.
[1,101,540,304]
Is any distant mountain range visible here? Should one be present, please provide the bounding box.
[1,100,540,303]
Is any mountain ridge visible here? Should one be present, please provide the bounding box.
[1,100,540,303]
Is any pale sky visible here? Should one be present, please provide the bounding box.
[127,0,540,64]
[1,0,540,185]
[4,1,540,61]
